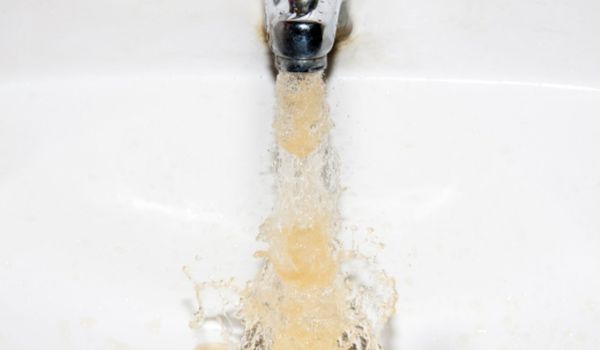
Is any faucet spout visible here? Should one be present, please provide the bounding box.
[265,0,346,73]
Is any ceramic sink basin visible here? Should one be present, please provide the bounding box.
[1,0,600,349]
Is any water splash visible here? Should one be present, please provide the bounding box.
[188,72,396,350]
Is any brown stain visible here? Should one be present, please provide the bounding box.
[333,31,358,53]
[256,22,268,44]
[256,20,278,79]
[335,23,354,45]
[328,33,355,74]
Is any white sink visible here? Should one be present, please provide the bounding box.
[2,0,600,349]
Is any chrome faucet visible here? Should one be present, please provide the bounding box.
[264,0,348,73]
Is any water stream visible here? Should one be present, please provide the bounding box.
[188,72,396,350]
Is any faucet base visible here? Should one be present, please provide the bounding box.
[275,56,327,73]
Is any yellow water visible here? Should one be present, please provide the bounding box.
[273,72,331,158]
[191,72,396,350]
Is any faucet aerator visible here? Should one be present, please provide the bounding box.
[265,0,347,73]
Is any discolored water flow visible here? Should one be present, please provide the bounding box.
[189,72,396,350]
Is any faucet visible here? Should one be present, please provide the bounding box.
[264,0,348,73]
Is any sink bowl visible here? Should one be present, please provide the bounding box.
[1,0,600,349]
